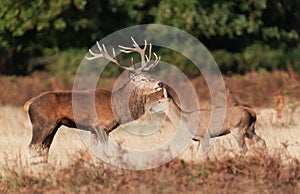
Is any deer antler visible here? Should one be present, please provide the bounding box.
[85,41,135,72]
[85,37,160,72]
[119,37,161,72]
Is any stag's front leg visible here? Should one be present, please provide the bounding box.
[193,135,211,155]
[90,130,108,145]
[191,137,201,156]
[93,125,108,144]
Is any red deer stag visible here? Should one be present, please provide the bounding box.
[24,37,165,164]
[149,90,266,153]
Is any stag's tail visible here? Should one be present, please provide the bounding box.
[23,98,35,112]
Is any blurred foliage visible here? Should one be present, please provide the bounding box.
[47,48,85,84]
[47,48,123,84]
[0,0,300,76]
[0,0,129,52]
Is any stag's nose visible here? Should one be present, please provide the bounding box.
[158,82,164,88]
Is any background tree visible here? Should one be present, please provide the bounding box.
[1,0,300,76]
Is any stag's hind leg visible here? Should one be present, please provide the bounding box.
[29,122,60,164]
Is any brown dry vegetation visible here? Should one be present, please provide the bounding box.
[0,70,299,107]
[191,70,300,108]
[0,150,300,193]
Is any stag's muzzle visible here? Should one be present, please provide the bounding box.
[155,82,164,91]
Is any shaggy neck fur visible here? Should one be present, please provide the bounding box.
[112,81,147,124]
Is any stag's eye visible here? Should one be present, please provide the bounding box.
[141,78,148,82]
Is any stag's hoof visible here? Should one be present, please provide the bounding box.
[29,145,49,165]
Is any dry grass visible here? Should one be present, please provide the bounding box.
[0,147,299,193]
[0,105,300,193]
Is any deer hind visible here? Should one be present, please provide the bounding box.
[25,37,165,164]
[149,90,266,154]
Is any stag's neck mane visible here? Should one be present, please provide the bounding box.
[112,81,146,124]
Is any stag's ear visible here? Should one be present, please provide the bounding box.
[129,72,136,81]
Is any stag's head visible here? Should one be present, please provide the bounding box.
[85,36,164,95]
[85,37,166,121]
[128,72,164,94]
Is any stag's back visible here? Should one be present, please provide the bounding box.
[193,106,255,138]
[25,89,116,128]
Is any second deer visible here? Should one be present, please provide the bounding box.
[149,89,267,154]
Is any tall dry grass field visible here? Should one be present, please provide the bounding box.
[0,105,300,192]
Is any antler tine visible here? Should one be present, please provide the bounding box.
[85,49,101,60]
[119,37,148,70]
[96,41,103,53]
[131,37,147,53]
[112,48,116,58]
[131,57,134,66]
[85,42,104,60]
[139,39,147,68]
[148,43,152,62]
[133,39,161,71]
[142,52,161,71]
[85,41,135,71]
[144,43,153,63]
[118,37,145,53]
